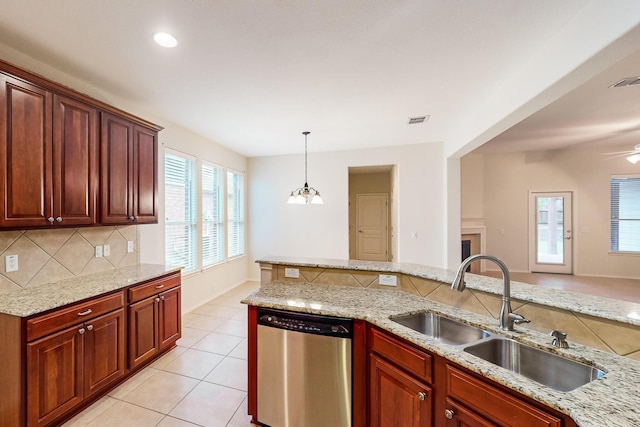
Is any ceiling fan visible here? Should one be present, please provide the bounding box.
[603,144,640,164]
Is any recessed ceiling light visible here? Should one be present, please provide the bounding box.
[153,32,178,48]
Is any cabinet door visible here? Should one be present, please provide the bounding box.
[27,325,83,427]
[128,295,159,369]
[53,94,98,225]
[159,286,181,350]
[370,355,432,427]
[132,124,158,224]
[445,398,496,427]
[83,308,125,398]
[100,112,133,224]
[0,74,53,227]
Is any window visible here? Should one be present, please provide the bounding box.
[202,162,225,266]
[165,151,197,271]
[227,169,245,258]
[611,175,640,252]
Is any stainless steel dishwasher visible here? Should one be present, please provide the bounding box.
[256,307,353,427]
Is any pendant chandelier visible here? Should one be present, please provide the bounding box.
[287,131,324,204]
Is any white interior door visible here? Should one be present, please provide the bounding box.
[356,193,389,261]
[528,191,573,274]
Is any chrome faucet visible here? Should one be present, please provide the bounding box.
[451,254,530,331]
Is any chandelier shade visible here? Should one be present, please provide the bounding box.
[287,131,323,205]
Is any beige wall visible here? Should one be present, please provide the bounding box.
[0,226,138,291]
[461,145,640,278]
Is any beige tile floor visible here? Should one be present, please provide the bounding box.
[63,281,260,427]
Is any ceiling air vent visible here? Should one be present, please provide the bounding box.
[609,76,640,88]
[408,115,429,125]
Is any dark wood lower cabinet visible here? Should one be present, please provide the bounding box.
[366,326,576,427]
[128,285,181,369]
[445,398,496,427]
[26,308,124,427]
[0,272,183,427]
[370,355,432,427]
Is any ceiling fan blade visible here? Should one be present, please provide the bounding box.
[602,150,634,156]
[603,152,635,160]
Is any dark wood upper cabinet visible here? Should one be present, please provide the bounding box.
[0,59,161,229]
[100,112,158,225]
[53,94,98,225]
[0,74,53,227]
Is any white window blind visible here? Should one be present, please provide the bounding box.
[202,162,225,266]
[611,175,640,252]
[227,169,245,258]
[165,151,197,271]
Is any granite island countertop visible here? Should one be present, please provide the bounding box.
[0,264,182,317]
[243,281,640,427]
[256,256,640,327]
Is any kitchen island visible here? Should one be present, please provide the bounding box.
[245,257,640,427]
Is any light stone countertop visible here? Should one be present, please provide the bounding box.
[242,281,640,427]
[256,256,640,327]
[0,264,182,317]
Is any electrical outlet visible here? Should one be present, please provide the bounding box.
[379,274,397,286]
[103,244,110,256]
[284,268,300,278]
[95,245,103,258]
[127,241,134,253]
[5,254,18,272]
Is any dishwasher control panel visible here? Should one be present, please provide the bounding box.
[257,307,353,338]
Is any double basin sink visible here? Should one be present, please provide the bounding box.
[391,312,606,392]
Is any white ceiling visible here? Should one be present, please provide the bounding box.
[0,1,638,157]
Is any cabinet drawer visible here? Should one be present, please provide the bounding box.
[370,327,432,383]
[27,291,124,341]
[446,365,561,427]
[128,272,181,303]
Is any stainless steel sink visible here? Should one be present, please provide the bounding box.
[463,337,606,391]
[391,312,490,346]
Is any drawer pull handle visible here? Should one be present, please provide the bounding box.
[417,392,427,401]
[444,409,454,420]
[155,284,165,289]
[86,324,93,331]
[78,328,85,335]
[78,309,93,316]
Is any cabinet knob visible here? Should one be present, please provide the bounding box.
[155,297,160,303]
[417,391,427,401]
[444,409,454,420]
[160,296,165,300]
[56,217,62,223]
[78,328,85,335]
[48,217,55,224]
[129,216,135,221]
[86,324,93,331]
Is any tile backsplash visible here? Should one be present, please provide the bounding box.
[0,226,138,291]
[268,264,640,361]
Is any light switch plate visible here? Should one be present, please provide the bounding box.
[379,274,397,286]
[284,268,300,278]
[95,246,103,258]
[127,241,134,253]
[103,244,110,256]
[5,254,18,272]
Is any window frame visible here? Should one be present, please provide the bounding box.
[226,168,246,259]
[610,174,640,254]
[164,148,198,272]
[201,161,226,268]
